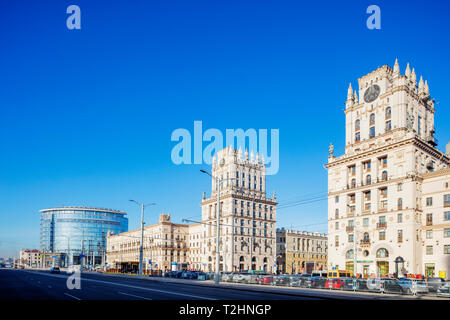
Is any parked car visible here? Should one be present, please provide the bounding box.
[274,275,291,286]
[324,278,347,289]
[234,273,252,283]
[398,278,429,294]
[287,275,302,287]
[436,282,450,297]
[380,278,403,294]
[221,273,235,282]
[50,267,60,274]
[426,278,446,293]
[259,275,275,285]
[310,276,327,288]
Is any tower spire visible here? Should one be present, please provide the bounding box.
[347,83,353,100]
[393,58,400,75]
[411,68,417,86]
[405,63,411,77]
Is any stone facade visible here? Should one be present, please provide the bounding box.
[326,59,450,278]
[19,249,41,268]
[276,228,327,274]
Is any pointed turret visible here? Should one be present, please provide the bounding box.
[424,80,430,96]
[411,68,417,86]
[244,149,248,161]
[405,63,411,77]
[250,150,254,163]
[393,58,400,75]
[353,90,358,104]
[418,75,424,93]
[347,83,353,100]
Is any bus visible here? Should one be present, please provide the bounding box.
[327,270,352,278]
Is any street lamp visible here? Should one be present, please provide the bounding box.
[60,235,70,268]
[129,200,156,277]
[200,168,234,285]
[73,227,85,271]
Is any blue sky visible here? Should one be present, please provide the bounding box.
[1,0,449,257]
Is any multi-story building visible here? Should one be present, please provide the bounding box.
[200,147,277,273]
[107,147,278,273]
[40,206,128,267]
[276,228,327,274]
[326,60,450,278]
[19,249,41,268]
[107,213,190,272]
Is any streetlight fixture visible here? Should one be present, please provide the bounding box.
[129,200,156,277]
[200,168,234,285]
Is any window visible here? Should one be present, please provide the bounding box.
[382,171,388,181]
[418,116,422,136]
[426,197,433,206]
[363,218,369,227]
[351,179,356,188]
[335,236,339,247]
[445,245,450,254]
[426,230,433,239]
[398,198,403,210]
[348,220,354,227]
[426,213,433,226]
[398,230,403,243]
[397,183,403,191]
[355,132,360,143]
[370,113,375,125]
[335,196,339,203]
[346,249,354,259]
[385,107,391,119]
[335,222,339,230]
[363,232,370,242]
[426,246,433,255]
[348,234,354,243]
[444,194,450,207]
[335,209,339,219]
[370,126,375,138]
[386,120,391,131]
[366,175,371,185]
[397,213,403,223]
[444,228,450,238]
[445,212,450,221]
[379,231,386,240]
[355,120,360,130]
[376,248,388,258]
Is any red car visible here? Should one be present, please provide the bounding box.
[324,278,346,289]
[259,276,274,285]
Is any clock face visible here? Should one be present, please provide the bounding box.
[363,84,381,103]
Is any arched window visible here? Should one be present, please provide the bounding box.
[252,257,256,262]
[355,119,360,130]
[335,209,339,219]
[263,257,267,263]
[239,256,244,262]
[351,178,356,188]
[398,198,403,210]
[382,171,388,181]
[363,232,370,242]
[376,248,389,258]
[366,175,371,185]
[385,107,391,119]
[370,113,375,125]
[346,249,354,259]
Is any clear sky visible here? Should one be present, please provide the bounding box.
[1,0,449,258]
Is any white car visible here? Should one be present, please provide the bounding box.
[397,278,429,294]
[436,282,450,298]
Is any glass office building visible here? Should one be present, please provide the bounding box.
[40,207,128,266]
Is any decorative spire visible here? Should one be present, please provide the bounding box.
[347,83,353,100]
[411,68,417,86]
[424,80,429,96]
[244,149,248,161]
[261,155,265,164]
[393,58,400,75]
[238,147,242,159]
[405,63,411,77]
[353,90,358,104]
[256,152,259,164]
[250,150,254,163]
[418,75,424,93]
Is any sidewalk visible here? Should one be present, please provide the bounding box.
[87,272,446,300]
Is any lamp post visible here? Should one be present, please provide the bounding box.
[129,200,156,277]
[60,235,70,268]
[200,169,234,285]
[73,227,85,272]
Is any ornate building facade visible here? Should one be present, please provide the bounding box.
[276,228,327,274]
[107,147,278,273]
[326,59,450,278]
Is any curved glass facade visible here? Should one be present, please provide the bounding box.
[40,207,128,266]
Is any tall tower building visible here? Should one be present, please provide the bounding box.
[200,146,277,273]
[326,60,449,277]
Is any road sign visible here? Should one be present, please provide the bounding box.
[80,254,85,258]
[148,259,152,264]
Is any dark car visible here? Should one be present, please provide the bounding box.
[426,278,446,293]
[436,282,450,297]
[50,267,60,274]
[310,276,327,288]
[380,278,403,294]
[274,275,291,286]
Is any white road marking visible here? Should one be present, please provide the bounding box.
[117,291,152,300]
[21,270,216,300]
[64,292,81,300]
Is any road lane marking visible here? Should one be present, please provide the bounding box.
[20,270,216,300]
[64,293,81,300]
[117,291,152,300]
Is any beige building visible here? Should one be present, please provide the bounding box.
[326,59,450,278]
[107,147,278,273]
[200,147,277,273]
[107,213,190,272]
[276,228,327,274]
[19,249,41,268]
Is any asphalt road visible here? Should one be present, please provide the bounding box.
[0,269,321,300]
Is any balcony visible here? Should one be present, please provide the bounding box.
[360,240,370,247]
[376,222,387,229]
[347,211,355,218]
[346,226,354,232]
